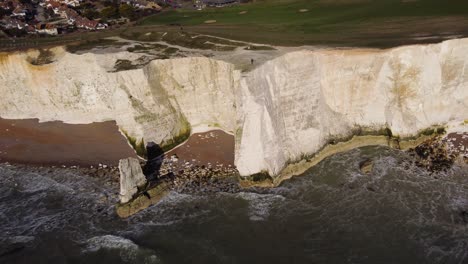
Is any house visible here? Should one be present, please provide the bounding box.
[74,16,98,30]
[126,0,162,10]
[0,0,21,11]
[0,2,11,10]
[96,23,108,30]
[56,6,69,18]
[1,17,25,29]
[145,2,162,10]
[194,0,205,10]
[36,23,58,35]
[63,0,81,7]
[133,0,149,9]
[42,1,102,30]
[11,7,27,17]
[45,0,63,14]
[43,0,81,8]
[107,17,130,25]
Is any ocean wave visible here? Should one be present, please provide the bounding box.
[235,192,285,221]
[84,235,162,264]
[125,191,213,232]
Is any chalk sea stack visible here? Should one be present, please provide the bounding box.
[119,158,147,204]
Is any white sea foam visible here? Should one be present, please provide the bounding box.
[85,235,161,263]
[236,192,285,221]
[85,235,139,252]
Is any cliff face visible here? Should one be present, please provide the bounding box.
[236,39,468,175]
[0,49,238,149]
[1,39,467,178]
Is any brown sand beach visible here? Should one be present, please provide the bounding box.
[0,118,137,167]
[165,129,235,169]
[0,117,236,170]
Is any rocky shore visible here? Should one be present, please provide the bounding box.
[116,154,240,218]
[409,132,468,172]
[0,157,241,219]
[118,131,468,218]
[2,128,466,219]
[0,162,120,185]
[146,155,240,194]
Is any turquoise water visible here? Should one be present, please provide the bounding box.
[1,146,467,264]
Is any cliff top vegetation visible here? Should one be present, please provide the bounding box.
[2,0,468,51]
[140,0,468,47]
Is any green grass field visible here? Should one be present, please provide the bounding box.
[140,0,468,47]
[3,0,468,51]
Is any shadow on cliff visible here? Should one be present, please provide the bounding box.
[143,142,165,181]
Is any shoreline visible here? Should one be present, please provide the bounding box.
[118,129,468,218]
[276,134,437,185]
[1,116,465,219]
[240,134,438,188]
[1,116,464,177]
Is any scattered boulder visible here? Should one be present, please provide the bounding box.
[409,135,461,172]
[119,158,147,204]
[359,159,374,174]
[388,138,401,149]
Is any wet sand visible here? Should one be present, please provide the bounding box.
[165,130,234,168]
[0,118,137,166]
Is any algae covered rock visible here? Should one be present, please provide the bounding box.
[116,182,171,218]
[119,158,147,204]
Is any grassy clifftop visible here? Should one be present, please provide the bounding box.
[141,0,468,47]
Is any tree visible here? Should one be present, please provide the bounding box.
[83,9,100,20]
[0,8,12,19]
[119,4,136,20]
[100,6,118,19]
[102,0,114,7]
[6,1,14,10]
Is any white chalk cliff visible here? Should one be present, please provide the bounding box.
[0,38,467,178]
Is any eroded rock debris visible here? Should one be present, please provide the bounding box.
[408,132,468,172]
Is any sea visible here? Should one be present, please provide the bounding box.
[1,146,467,264]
